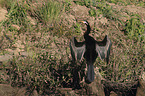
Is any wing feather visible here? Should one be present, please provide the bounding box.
[96,35,112,62]
[70,37,85,61]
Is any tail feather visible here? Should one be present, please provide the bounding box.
[87,64,94,82]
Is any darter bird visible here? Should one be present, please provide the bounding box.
[70,21,112,83]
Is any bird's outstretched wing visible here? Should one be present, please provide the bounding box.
[70,37,86,61]
[96,35,112,63]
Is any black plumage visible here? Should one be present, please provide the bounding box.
[70,21,112,83]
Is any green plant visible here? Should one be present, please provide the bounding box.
[123,14,145,41]
[0,0,16,9]
[63,0,72,11]
[74,22,82,35]
[73,0,93,7]
[1,0,33,34]
[89,8,96,17]
[33,0,63,25]
[96,3,116,20]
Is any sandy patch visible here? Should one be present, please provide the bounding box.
[0,7,7,22]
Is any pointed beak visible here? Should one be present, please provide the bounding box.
[79,20,86,24]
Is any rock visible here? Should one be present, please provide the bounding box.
[0,54,13,61]
[16,87,27,96]
[0,84,17,96]
[0,84,38,96]
[84,68,105,96]
[58,88,79,96]
[110,91,118,96]
[32,90,39,96]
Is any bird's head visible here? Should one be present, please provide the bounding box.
[79,20,89,25]
[78,20,91,35]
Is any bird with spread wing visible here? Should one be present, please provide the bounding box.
[70,21,112,83]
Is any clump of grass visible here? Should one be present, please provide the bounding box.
[123,14,145,41]
[88,8,96,17]
[96,3,119,21]
[0,0,15,9]
[32,0,63,25]
[1,0,33,34]
[63,0,72,11]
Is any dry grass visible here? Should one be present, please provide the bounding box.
[0,0,145,95]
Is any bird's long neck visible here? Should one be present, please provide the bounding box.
[84,23,91,38]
